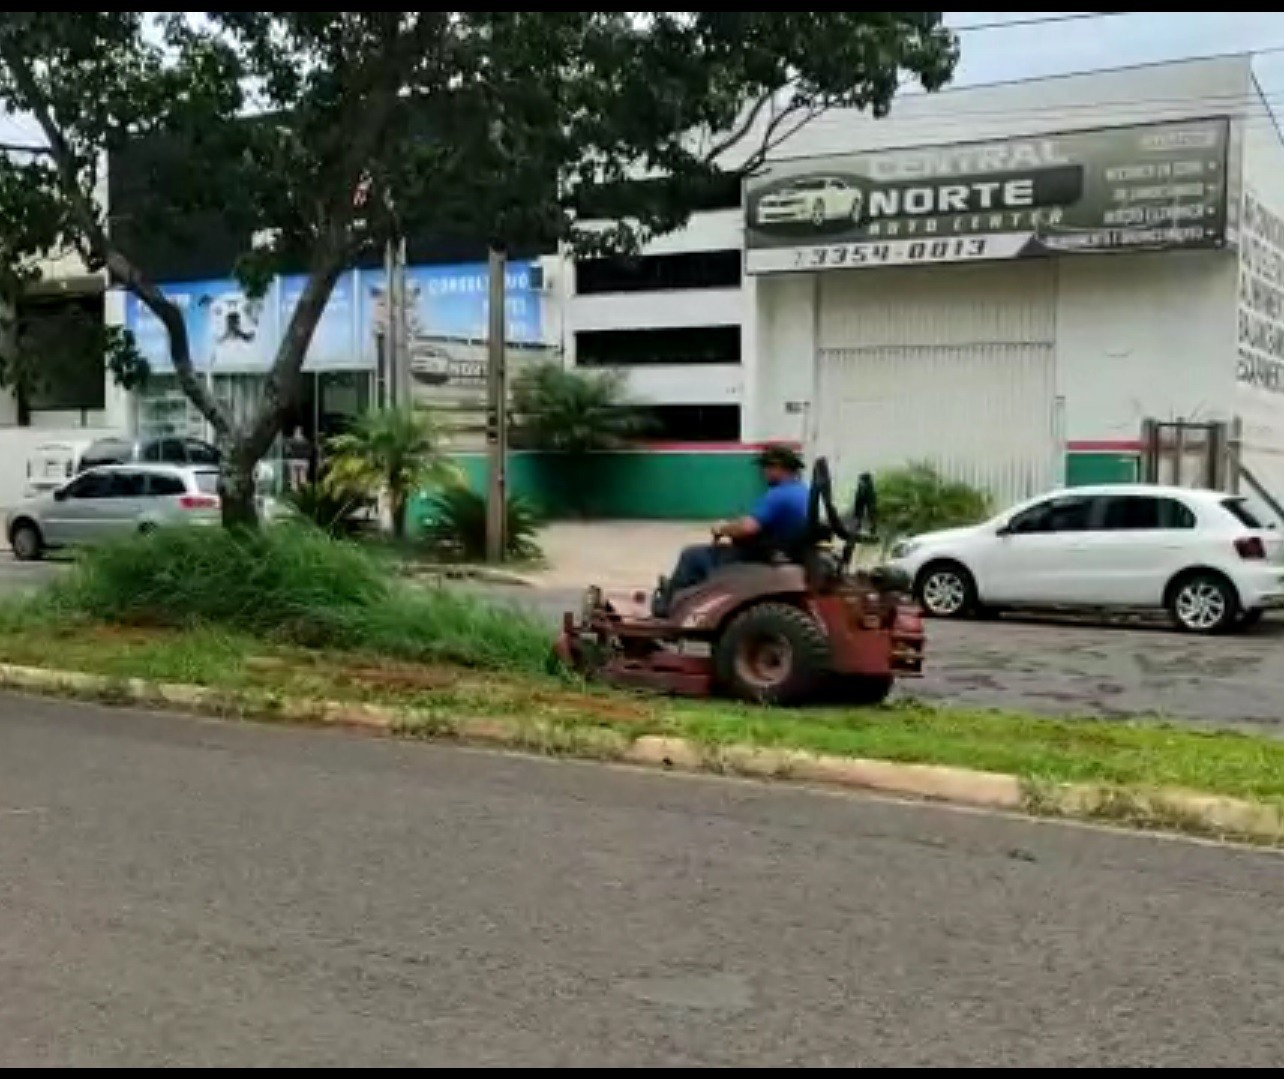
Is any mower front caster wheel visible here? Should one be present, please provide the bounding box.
[831,674,895,707]
[715,602,830,707]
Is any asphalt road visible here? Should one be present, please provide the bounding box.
[1,693,1283,1067]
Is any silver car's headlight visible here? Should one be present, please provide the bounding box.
[890,540,920,560]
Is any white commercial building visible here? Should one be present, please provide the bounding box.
[568,55,1284,516]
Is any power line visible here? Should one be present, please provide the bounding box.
[954,12,1132,34]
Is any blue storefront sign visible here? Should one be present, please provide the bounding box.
[122,259,549,375]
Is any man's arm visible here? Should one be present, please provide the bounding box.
[714,488,779,541]
[713,515,761,541]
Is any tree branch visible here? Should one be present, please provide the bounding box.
[702,88,777,164]
[721,98,825,178]
[0,40,231,435]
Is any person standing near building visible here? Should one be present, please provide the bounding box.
[284,426,312,492]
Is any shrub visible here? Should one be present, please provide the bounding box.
[49,525,552,674]
[285,482,370,537]
[510,362,652,453]
[874,462,993,546]
[420,486,543,563]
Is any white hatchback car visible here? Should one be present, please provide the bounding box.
[888,485,1284,634]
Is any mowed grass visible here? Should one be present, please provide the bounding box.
[1,604,1284,807]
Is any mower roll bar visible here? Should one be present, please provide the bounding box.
[808,457,878,572]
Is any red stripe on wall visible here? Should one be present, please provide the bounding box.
[614,440,1140,454]
[638,441,803,453]
[1067,440,1143,453]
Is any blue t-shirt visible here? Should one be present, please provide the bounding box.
[750,479,810,548]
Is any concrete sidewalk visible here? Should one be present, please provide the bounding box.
[525,521,708,591]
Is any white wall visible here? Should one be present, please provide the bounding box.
[750,251,1238,451]
[617,364,742,408]
[750,274,816,444]
[1057,251,1238,443]
[1234,75,1284,509]
[563,209,748,410]
[752,56,1254,166]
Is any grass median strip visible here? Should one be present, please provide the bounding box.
[3,614,1284,822]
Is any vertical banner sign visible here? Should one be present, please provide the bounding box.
[1238,188,1284,395]
[744,118,1230,274]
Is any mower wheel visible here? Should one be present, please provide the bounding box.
[715,602,830,706]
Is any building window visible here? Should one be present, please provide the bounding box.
[576,250,741,295]
[572,174,741,220]
[576,326,741,367]
[15,293,107,419]
[646,404,741,443]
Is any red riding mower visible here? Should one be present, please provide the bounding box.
[554,459,925,707]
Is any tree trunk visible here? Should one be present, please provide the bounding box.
[219,451,259,531]
[390,489,408,541]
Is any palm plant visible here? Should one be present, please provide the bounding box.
[325,407,460,540]
[421,485,543,563]
[511,362,652,453]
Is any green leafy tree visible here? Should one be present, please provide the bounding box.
[325,408,459,540]
[511,362,652,454]
[0,13,956,528]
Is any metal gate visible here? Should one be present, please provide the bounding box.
[810,263,1060,508]
[1139,419,1228,490]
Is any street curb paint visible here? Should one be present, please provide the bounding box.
[0,661,1279,844]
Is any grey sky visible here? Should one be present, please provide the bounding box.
[946,11,1284,95]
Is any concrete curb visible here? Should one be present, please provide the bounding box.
[0,661,1279,844]
[404,564,540,588]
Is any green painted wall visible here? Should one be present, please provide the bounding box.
[1065,451,1140,487]
[408,449,1141,527]
[413,450,764,524]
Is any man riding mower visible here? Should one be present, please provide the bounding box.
[556,448,925,707]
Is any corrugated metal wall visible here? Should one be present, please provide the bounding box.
[813,263,1060,509]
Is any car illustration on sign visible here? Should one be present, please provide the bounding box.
[755,176,864,228]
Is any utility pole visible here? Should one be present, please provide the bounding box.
[485,244,508,563]
[382,238,398,407]
[393,236,410,408]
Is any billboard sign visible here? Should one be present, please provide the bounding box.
[744,118,1230,275]
[122,259,553,379]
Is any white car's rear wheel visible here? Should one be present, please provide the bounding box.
[1169,573,1237,635]
[916,562,976,619]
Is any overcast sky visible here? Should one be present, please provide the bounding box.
[946,11,1284,94]
[5,12,1284,145]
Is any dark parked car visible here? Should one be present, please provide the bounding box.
[78,436,221,474]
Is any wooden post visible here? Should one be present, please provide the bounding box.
[485,246,508,563]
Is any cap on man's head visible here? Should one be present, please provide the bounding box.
[755,443,805,473]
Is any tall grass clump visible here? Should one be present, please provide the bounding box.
[49,525,552,675]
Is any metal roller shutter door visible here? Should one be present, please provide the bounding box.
[812,262,1060,508]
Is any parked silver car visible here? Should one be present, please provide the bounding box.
[7,464,221,561]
